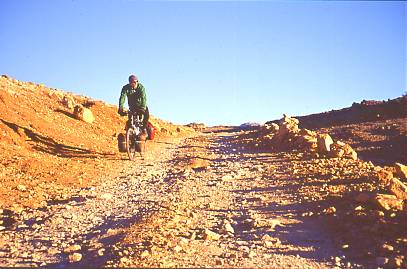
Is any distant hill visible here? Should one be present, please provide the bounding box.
[266,96,407,129]
[264,95,407,166]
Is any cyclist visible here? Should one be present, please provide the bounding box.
[118,75,149,132]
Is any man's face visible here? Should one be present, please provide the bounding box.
[130,80,138,89]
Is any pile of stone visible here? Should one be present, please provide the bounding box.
[263,115,358,160]
[186,122,206,131]
[368,163,407,212]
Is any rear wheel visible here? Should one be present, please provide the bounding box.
[126,127,137,161]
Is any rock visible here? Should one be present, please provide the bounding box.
[101,193,113,200]
[323,206,336,215]
[391,256,404,267]
[389,178,407,200]
[395,163,407,179]
[334,256,341,266]
[248,251,256,258]
[97,248,105,256]
[188,158,211,169]
[68,252,82,263]
[220,220,235,234]
[62,95,75,109]
[381,243,394,253]
[317,134,334,153]
[374,194,403,211]
[376,257,389,267]
[263,237,281,248]
[73,104,95,123]
[271,115,300,145]
[299,128,316,137]
[354,205,364,211]
[186,122,205,131]
[343,144,358,160]
[269,123,280,132]
[255,218,284,230]
[64,244,81,253]
[16,184,27,192]
[203,229,221,241]
[215,259,224,266]
[141,250,149,257]
[294,135,317,149]
[329,142,345,158]
[119,257,130,265]
[376,168,394,185]
[47,248,60,255]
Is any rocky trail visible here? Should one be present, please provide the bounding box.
[108,130,344,268]
[0,137,184,267]
[1,128,375,268]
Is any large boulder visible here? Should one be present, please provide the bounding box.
[389,178,407,200]
[317,134,334,153]
[342,143,358,160]
[395,163,407,179]
[293,135,317,150]
[329,141,358,160]
[374,194,403,211]
[73,105,95,124]
[262,123,279,133]
[62,95,75,110]
[376,168,394,185]
[272,115,300,145]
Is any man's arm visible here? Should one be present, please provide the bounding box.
[118,86,127,111]
[139,84,147,110]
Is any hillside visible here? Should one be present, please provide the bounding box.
[0,75,195,209]
[1,76,407,268]
[264,96,407,166]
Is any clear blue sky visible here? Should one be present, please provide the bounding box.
[1,1,406,126]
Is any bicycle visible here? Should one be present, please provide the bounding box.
[125,109,147,160]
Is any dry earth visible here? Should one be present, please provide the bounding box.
[1,76,407,268]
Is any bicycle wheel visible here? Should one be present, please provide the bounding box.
[126,127,137,161]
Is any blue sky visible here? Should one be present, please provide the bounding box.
[1,1,406,126]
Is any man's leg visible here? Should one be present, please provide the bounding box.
[125,113,131,131]
[143,106,150,129]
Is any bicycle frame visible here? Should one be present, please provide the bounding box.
[126,110,146,160]
[129,111,144,135]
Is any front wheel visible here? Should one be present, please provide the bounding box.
[126,127,137,161]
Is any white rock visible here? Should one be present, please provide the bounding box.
[68,252,82,263]
[317,134,334,153]
[73,104,95,123]
[101,193,113,200]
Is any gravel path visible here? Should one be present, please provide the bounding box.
[1,130,344,268]
[0,138,183,267]
[108,131,342,268]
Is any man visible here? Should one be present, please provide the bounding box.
[118,74,149,131]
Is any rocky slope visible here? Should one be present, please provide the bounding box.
[0,75,195,210]
[1,76,407,268]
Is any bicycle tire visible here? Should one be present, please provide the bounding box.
[126,127,137,161]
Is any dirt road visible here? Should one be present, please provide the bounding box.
[1,129,369,268]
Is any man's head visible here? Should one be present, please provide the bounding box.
[128,75,138,89]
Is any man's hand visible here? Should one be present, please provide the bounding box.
[118,108,126,116]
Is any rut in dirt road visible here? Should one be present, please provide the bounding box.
[109,130,344,268]
[0,138,186,268]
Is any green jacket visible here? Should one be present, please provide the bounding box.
[119,82,147,111]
